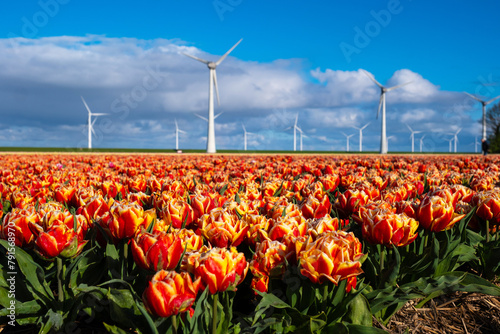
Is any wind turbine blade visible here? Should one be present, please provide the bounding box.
[361,69,383,88]
[215,38,243,66]
[456,128,462,135]
[214,112,223,119]
[81,96,92,114]
[242,124,246,132]
[178,129,187,134]
[486,94,500,105]
[352,126,360,130]
[175,119,179,130]
[91,127,96,136]
[183,53,210,64]
[92,113,108,116]
[295,114,299,126]
[386,81,412,91]
[361,122,370,130]
[376,94,383,119]
[464,92,482,103]
[213,70,221,106]
[195,113,208,122]
[406,123,413,132]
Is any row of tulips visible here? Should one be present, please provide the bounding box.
[1,154,500,333]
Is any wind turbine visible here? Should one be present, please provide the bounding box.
[453,128,461,153]
[475,136,479,153]
[352,122,370,152]
[419,135,426,153]
[296,126,308,151]
[342,132,354,152]
[285,114,300,151]
[81,96,107,149]
[445,138,454,153]
[464,92,500,140]
[242,124,254,151]
[184,39,242,153]
[174,119,186,151]
[362,70,412,154]
[406,124,422,153]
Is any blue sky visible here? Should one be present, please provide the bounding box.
[1,0,500,152]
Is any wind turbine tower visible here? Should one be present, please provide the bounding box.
[419,135,426,153]
[362,70,412,154]
[406,124,422,153]
[464,92,500,140]
[242,124,254,151]
[285,114,300,151]
[352,122,370,152]
[81,96,107,150]
[342,133,354,152]
[184,39,242,153]
[445,138,453,153]
[175,120,186,151]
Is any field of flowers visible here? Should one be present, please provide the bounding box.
[1,153,499,333]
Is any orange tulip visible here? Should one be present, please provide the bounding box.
[300,194,331,219]
[143,270,201,318]
[268,216,308,242]
[190,192,216,222]
[194,247,248,294]
[100,202,155,240]
[1,208,40,247]
[198,208,248,248]
[250,239,288,293]
[131,232,185,271]
[34,224,87,259]
[160,198,194,229]
[298,231,364,285]
[472,190,500,225]
[360,212,419,247]
[417,195,465,232]
[334,189,370,218]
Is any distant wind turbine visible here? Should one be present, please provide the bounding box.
[242,124,254,151]
[419,135,426,153]
[445,138,454,153]
[464,92,500,140]
[81,96,107,149]
[475,136,479,153]
[175,119,186,151]
[362,70,412,154]
[296,126,308,151]
[352,122,370,152]
[406,124,422,153]
[453,128,461,153]
[285,114,300,151]
[184,39,242,153]
[342,132,354,152]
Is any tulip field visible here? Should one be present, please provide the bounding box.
[1,153,500,333]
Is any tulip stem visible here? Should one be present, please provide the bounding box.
[172,314,178,334]
[57,257,64,303]
[486,220,490,243]
[212,293,218,334]
[380,248,385,274]
[122,241,129,280]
